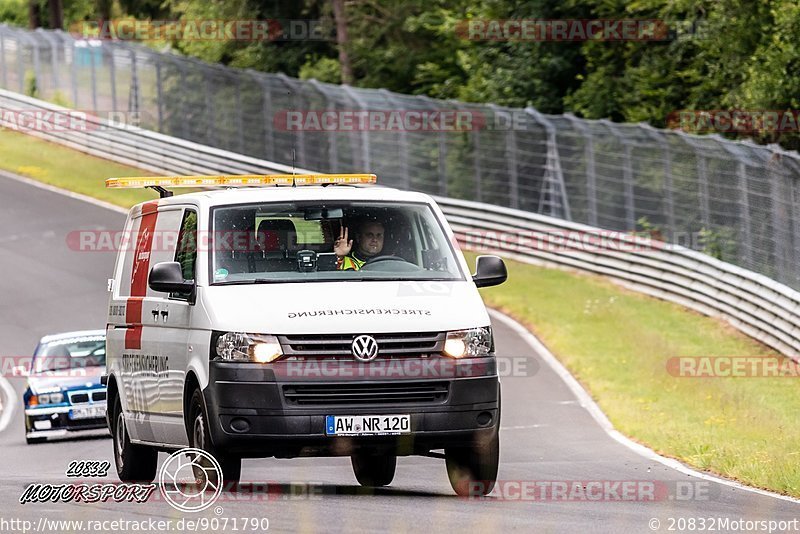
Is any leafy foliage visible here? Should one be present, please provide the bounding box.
[3,0,800,149]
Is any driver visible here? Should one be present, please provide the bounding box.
[334,220,384,270]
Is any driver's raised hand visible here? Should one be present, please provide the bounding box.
[334,226,353,257]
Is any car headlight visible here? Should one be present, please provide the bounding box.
[443,326,494,358]
[215,332,283,363]
[31,391,64,405]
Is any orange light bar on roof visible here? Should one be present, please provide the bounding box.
[105,174,377,189]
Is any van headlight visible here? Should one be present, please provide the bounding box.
[215,332,283,363]
[443,327,494,358]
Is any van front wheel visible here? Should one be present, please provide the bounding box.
[351,451,396,487]
[444,429,499,497]
[188,389,241,488]
[112,395,158,482]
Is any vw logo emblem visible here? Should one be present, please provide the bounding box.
[351,335,379,362]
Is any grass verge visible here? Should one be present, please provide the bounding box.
[2,129,797,497]
[0,129,154,206]
[467,252,800,498]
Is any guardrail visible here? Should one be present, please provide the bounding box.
[1,88,798,359]
[0,89,314,176]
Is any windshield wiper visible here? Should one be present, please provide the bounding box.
[354,277,459,282]
[213,279,283,285]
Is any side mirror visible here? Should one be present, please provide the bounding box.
[149,262,195,295]
[472,255,507,288]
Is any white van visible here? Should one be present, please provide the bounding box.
[103,174,507,496]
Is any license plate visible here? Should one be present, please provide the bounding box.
[69,406,106,420]
[326,415,411,436]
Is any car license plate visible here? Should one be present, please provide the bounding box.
[69,406,106,420]
[326,415,411,436]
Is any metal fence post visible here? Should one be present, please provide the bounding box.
[177,60,190,140]
[16,31,25,94]
[602,121,636,231]
[696,153,710,228]
[155,60,164,132]
[768,152,787,283]
[248,70,273,161]
[640,123,676,234]
[416,94,450,196]
[736,160,752,266]
[309,79,337,171]
[88,40,98,111]
[380,88,410,190]
[527,107,571,220]
[235,74,244,154]
[36,29,59,94]
[0,27,7,89]
[277,73,306,170]
[622,143,635,231]
[69,38,78,107]
[472,126,483,202]
[29,34,41,96]
[341,84,370,171]
[127,48,139,114]
[563,113,597,226]
[489,104,518,209]
[108,43,117,112]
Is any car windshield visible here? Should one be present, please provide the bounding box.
[32,335,106,373]
[210,201,464,284]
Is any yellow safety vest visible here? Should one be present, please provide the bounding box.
[339,254,366,270]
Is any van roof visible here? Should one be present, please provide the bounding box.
[130,185,437,211]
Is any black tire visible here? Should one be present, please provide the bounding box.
[112,395,158,482]
[445,429,500,497]
[351,450,397,487]
[188,389,241,488]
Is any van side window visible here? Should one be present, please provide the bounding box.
[175,209,198,280]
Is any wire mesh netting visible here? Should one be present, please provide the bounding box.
[3,25,800,289]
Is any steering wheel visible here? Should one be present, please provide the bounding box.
[364,255,409,265]
[360,255,420,272]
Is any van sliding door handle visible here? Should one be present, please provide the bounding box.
[152,310,159,322]
[160,310,169,322]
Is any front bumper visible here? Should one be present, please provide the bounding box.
[25,406,109,437]
[202,358,500,458]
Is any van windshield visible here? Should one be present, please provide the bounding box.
[209,201,464,284]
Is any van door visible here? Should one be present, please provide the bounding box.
[112,202,183,444]
[157,207,198,446]
[109,201,162,442]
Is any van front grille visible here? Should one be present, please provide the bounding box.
[282,381,449,406]
[277,332,444,359]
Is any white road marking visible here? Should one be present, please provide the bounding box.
[0,170,128,214]
[489,307,800,505]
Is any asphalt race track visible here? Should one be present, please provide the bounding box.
[0,173,797,533]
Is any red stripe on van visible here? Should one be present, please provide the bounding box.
[125,201,160,349]
[124,298,143,349]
